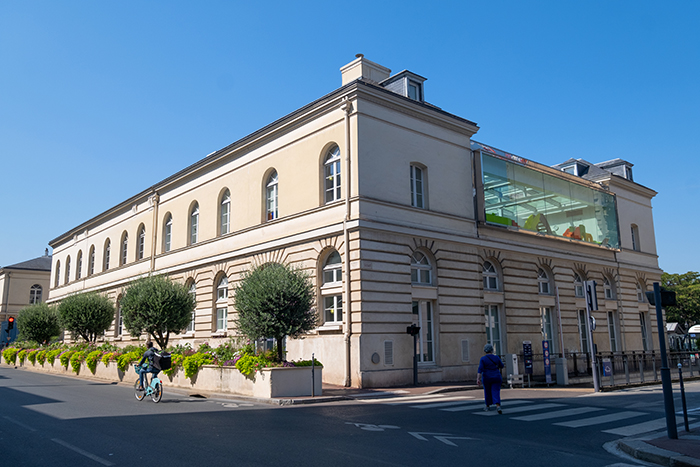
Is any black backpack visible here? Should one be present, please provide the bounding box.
[153,351,172,371]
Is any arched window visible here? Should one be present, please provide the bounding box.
[220,189,231,235]
[323,251,342,286]
[604,276,616,300]
[215,276,228,331]
[54,261,61,288]
[186,281,196,333]
[631,224,640,252]
[574,273,584,297]
[64,256,71,284]
[29,284,42,304]
[189,203,199,245]
[537,268,551,295]
[483,261,499,290]
[115,296,123,337]
[76,250,83,280]
[120,232,128,266]
[321,250,343,324]
[137,225,146,260]
[163,214,172,252]
[411,251,432,285]
[103,239,111,271]
[410,164,426,209]
[88,245,95,276]
[324,146,341,203]
[266,171,278,221]
[636,282,646,302]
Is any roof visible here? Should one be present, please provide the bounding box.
[1,255,52,272]
[667,322,685,335]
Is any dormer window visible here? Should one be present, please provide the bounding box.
[407,80,422,101]
[562,162,588,177]
[380,70,427,103]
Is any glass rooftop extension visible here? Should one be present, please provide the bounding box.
[476,143,620,250]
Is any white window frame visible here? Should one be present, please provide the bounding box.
[103,240,110,271]
[163,215,172,252]
[604,276,615,300]
[483,261,499,291]
[323,295,343,324]
[29,284,42,304]
[574,273,584,298]
[137,226,146,260]
[120,233,128,266]
[55,262,60,287]
[216,276,228,331]
[88,246,95,276]
[324,146,341,204]
[540,306,556,354]
[76,251,82,280]
[190,204,199,245]
[413,300,435,364]
[410,165,425,209]
[636,282,645,302]
[608,311,618,352]
[266,171,278,221]
[322,251,342,286]
[117,303,123,337]
[321,251,343,326]
[64,256,71,284]
[631,224,640,251]
[484,304,502,355]
[537,268,551,295]
[220,190,231,235]
[411,251,432,285]
[187,282,196,333]
[578,309,589,353]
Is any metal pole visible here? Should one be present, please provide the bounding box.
[678,363,689,432]
[311,352,315,397]
[413,333,418,386]
[654,282,677,439]
[585,298,600,392]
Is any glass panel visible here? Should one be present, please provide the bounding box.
[324,295,342,323]
[217,308,227,330]
[578,310,589,352]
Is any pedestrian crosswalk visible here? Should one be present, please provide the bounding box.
[357,393,695,436]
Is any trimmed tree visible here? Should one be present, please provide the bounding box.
[16,302,62,345]
[662,271,700,327]
[119,275,195,349]
[58,292,115,343]
[233,262,317,362]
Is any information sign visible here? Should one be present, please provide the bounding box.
[523,341,533,375]
[542,340,551,383]
[602,358,613,377]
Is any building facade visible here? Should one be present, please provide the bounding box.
[1,252,52,325]
[48,56,662,388]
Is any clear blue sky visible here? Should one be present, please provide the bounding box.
[1,1,698,274]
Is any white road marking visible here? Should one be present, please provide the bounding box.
[602,416,696,436]
[478,403,566,416]
[441,400,533,412]
[3,416,36,431]
[52,438,115,466]
[554,411,646,428]
[512,407,604,421]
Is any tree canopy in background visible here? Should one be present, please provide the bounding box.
[57,292,115,343]
[233,262,316,361]
[662,271,700,327]
[119,275,195,349]
[16,302,62,345]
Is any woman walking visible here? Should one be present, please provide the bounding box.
[477,343,504,413]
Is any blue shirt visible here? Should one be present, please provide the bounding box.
[478,354,504,380]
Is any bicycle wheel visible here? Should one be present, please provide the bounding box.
[134,380,145,401]
[151,381,162,403]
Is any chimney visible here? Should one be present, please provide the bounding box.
[340,54,391,86]
[44,248,49,256]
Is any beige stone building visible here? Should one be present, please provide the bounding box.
[1,252,52,339]
[47,56,662,388]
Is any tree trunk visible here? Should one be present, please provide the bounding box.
[276,336,284,362]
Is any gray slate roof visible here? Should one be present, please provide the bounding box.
[2,255,52,272]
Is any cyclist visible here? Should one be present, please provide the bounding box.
[137,341,160,391]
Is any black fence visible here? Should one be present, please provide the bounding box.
[500,350,700,387]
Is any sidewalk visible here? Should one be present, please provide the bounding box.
[617,428,700,467]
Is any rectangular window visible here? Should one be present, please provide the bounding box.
[631,225,639,251]
[540,307,555,353]
[324,295,343,323]
[640,313,649,351]
[481,152,619,249]
[578,310,589,353]
[216,308,228,331]
[118,313,123,336]
[410,165,424,209]
[413,300,435,363]
[186,310,196,333]
[484,304,501,355]
[608,311,618,352]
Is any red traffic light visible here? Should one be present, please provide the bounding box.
[8,317,14,323]
[7,316,15,330]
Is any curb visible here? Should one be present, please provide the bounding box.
[617,438,700,467]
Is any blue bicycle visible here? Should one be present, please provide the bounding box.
[134,364,163,403]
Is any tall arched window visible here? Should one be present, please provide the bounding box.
[321,250,343,324]
[324,146,341,203]
[266,171,278,221]
[88,245,95,276]
[636,282,646,302]
[163,214,172,252]
[483,261,499,290]
[54,261,61,288]
[411,251,432,285]
[604,276,616,300]
[76,250,83,280]
[64,256,71,284]
[29,284,42,304]
[216,276,228,331]
[220,189,231,235]
[137,225,146,260]
[410,164,426,209]
[103,239,111,271]
[186,281,196,333]
[574,273,584,297]
[115,296,123,337]
[189,203,199,245]
[537,268,551,294]
[120,232,128,266]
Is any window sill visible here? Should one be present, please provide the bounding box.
[212,331,227,338]
[317,323,342,331]
[181,333,195,339]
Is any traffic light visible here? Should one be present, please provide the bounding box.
[7,316,15,331]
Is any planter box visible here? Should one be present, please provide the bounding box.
[1,359,321,398]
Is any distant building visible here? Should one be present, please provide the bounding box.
[1,250,52,322]
[47,56,662,388]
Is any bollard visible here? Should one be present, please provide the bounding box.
[678,363,690,432]
[311,352,315,397]
[624,354,630,385]
[639,354,644,383]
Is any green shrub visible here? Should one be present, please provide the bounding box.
[292,358,323,367]
[235,354,268,377]
[28,349,39,365]
[101,352,116,366]
[163,353,185,377]
[37,350,47,365]
[117,351,141,373]
[47,349,63,365]
[70,351,85,374]
[59,350,75,369]
[183,353,212,380]
[17,349,28,364]
[85,350,102,374]
[3,347,19,365]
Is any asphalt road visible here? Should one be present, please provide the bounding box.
[2,367,698,466]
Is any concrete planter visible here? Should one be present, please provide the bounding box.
[1,359,322,398]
